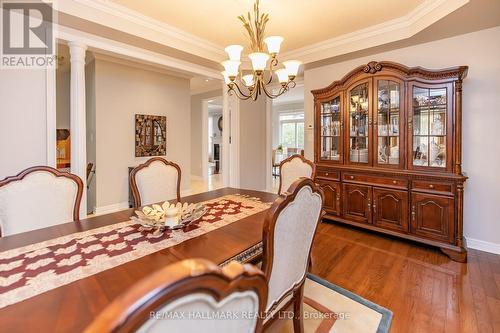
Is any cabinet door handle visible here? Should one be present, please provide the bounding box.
[350,175,355,180]
[336,194,340,201]
[392,180,397,184]
[325,172,329,176]
[429,184,434,189]
[368,198,371,211]
[373,203,377,213]
[411,205,416,221]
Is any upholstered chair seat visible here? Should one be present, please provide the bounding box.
[130,158,181,207]
[85,259,268,333]
[0,166,83,236]
[278,155,316,195]
[261,178,324,332]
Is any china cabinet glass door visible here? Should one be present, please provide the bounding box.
[319,95,342,162]
[374,79,403,167]
[410,83,451,170]
[348,81,371,164]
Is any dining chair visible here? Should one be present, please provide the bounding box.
[278,154,316,195]
[0,166,83,237]
[84,258,268,333]
[261,178,324,332]
[129,157,181,207]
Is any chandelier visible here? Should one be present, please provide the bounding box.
[221,0,301,101]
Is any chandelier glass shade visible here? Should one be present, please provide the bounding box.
[221,0,301,101]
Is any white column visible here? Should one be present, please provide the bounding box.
[221,82,231,187]
[69,41,87,218]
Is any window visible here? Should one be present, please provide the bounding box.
[279,112,304,148]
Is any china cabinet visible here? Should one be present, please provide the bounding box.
[312,61,468,262]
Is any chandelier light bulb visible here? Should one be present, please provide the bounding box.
[264,36,284,55]
[248,52,270,72]
[221,60,241,78]
[221,71,232,85]
[242,74,255,87]
[283,60,302,78]
[224,45,244,61]
[275,69,289,84]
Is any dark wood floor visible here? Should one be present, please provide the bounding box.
[309,221,500,333]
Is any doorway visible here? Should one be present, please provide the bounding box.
[269,85,305,193]
[196,96,225,194]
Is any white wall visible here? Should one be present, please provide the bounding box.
[56,70,70,129]
[239,97,267,191]
[85,59,96,214]
[94,59,191,210]
[0,70,48,178]
[304,26,500,250]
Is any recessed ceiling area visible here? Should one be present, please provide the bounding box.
[109,0,425,52]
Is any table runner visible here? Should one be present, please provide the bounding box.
[0,194,271,308]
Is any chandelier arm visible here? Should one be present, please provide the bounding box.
[261,81,287,99]
[265,56,280,85]
[228,83,253,101]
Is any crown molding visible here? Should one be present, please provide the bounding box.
[58,0,227,63]
[91,52,193,79]
[281,0,469,63]
[57,0,469,67]
[56,25,221,79]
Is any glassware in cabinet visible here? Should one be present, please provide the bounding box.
[376,79,401,166]
[348,83,370,163]
[411,86,447,168]
[320,96,341,161]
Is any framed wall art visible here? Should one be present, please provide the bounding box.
[135,114,167,157]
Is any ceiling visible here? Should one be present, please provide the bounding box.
[109,0,425,53]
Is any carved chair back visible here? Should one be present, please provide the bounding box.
[261,178,324,318]
[278,154,316,195]
[84,259,268,333]
[130,157,181,207]
[0,166,83,236]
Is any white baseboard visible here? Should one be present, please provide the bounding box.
[94,202,130,216]
[466,237,500,255]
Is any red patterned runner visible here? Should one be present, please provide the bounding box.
[0,194,270,308]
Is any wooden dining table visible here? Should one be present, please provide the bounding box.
[0,188,278,333]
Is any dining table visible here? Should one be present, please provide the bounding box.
[0,187,278,333]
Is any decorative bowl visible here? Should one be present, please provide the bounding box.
[131,201,208,234]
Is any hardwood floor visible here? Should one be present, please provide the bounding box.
[310,221,500,333]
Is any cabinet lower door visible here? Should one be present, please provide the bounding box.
[318,180,341,216]
[342,184,371,224]
[410,192,455,243]
[372,188,409,232]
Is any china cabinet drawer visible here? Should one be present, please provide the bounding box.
[412,180,454,195]
[316,169,340,181]
[342,173,408,189]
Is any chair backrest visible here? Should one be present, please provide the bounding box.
[130,157,181,207]
[84,259,268,333]
[261,178,324,313]
[278,154,316,195]
[0,166,83,236]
